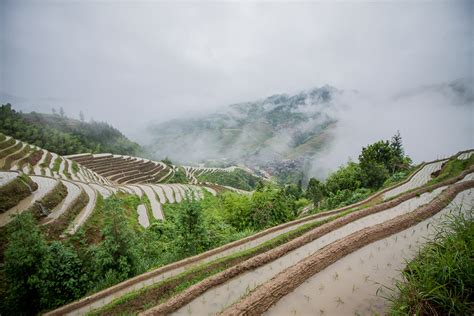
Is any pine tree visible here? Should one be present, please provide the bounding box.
[391,130,404,158]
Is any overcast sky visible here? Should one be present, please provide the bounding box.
[0,0,472,135]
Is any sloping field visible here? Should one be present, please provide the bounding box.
[383,159,447,200]
[68,153,171,184]
[134,163,473,315]
[219,180,473,315]
[0,134,245,241]
[263,189,473,315]
[43,154,471,316]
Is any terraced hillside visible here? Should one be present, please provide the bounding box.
[67,153,262,191]
[67,153,174,184]
[0,134,233,234]
[44,149,474,316]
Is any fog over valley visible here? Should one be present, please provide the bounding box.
[1,2,474,315]
[1,0,472,179]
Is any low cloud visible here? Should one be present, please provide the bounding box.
[309,78,474,179]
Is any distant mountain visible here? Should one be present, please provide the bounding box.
[146,86,339,181]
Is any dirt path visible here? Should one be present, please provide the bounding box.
[219,180,474,315]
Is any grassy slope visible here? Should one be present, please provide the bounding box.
[196,169,259,191]
[390,210,473,315]
[0,174,38,213]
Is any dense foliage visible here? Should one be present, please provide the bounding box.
[165,167,189,184]
[196,168,260,191]
[0,182,304,315]
[390,210,474,315]
[0,104,142,156]
[306,132,412,210]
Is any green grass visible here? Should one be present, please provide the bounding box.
[40,152,53,168]
[0,141,21,159]
[2,145,31,169]
[89,209,353,315]
[27,180,68,221]
[165,167,189,184]
[0,174,37,213]
[196,168,260,191]
[390,209,474,315]
[140,194,156,224]
[52,157,62,173]
[43,189,89,240]
[80,193,142,245]
[0,138,15,150]
[426,154,474,186]
[72,161,79,174]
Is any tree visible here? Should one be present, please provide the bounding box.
[176,198,208,256]
[79,110,85,122]
[325,162,363,194]
[306,178,325,207]
[40,242,86,309]
[358,140,394,188]
[59,107,65,118]
[52,107,57,115]
[3,213,50,314]
[93,198,141,286]
[391,130,404,158]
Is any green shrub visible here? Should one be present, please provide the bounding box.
[390,209,474,315]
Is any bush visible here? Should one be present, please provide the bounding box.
[390,210,474,315]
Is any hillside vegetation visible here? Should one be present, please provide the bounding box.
[196,168,261,191]
[0,104,142,156]
[305,131,413,210]
[0,183,303,315]
[390,210,474,315]
[146,86,337,179]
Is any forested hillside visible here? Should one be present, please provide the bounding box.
[0,104,143,156]
[146,86,337,180]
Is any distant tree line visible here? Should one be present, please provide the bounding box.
[0,104,143,156]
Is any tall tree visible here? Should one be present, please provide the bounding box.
[3,213,50,314]
[93,198,140,284]
[176,199,208,256]
[306,178,325,208]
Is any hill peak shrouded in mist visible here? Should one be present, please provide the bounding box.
[145,86,339,182]
[144,78,473,182]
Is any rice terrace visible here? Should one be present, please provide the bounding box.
[0,1,473,315]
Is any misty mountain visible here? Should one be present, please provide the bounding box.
[146,86,339,179]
